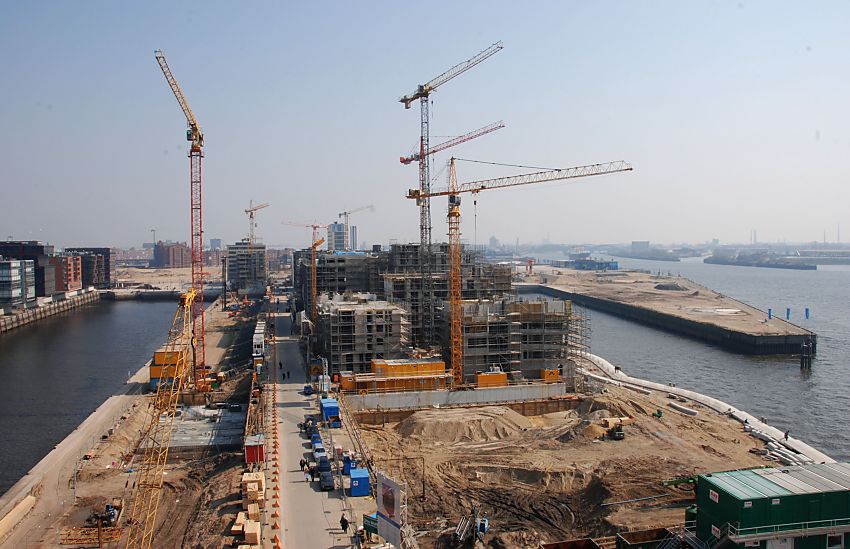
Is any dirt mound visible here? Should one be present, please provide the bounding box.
[396,406,533,443]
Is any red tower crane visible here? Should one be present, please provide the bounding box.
[399,121,505,165]
[155,50,208,389]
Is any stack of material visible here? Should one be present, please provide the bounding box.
[247,502,260,521]
[241,472,266,510]
[243,520,261,545]
[230,512,247,535]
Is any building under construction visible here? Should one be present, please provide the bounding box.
[438,297,588,384]
[292,249,387,314]
[315,293,411,374]
[226,239,266,296]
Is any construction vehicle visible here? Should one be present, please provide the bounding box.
[155,50,208,391]
[124,290,197,548]
[453,506,489,546]
[408,158,632,387]
[337,204,375,251]
[608,424,625,440]
[399,41,504,346]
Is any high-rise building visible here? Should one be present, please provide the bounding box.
[327,222,348,251]
[0,257,36,308]
[349,226,357,251]
[209,238,222,251]
[226,240,266,296]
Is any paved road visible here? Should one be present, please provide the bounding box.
[266,310,352,549]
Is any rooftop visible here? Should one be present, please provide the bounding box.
[701,463,850,500]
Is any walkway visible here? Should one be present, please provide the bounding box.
[264,309,352,548]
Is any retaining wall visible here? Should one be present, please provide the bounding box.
[519,284,816,355]
[0,290,100,334]
[344,382,567,412]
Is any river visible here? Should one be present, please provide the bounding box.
[551,256,850,461]
[0,300,175,495]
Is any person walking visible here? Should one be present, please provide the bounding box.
[304,469,311,482]
[340,514,350,534]
[784,430,790,441]
[299,458,306,470]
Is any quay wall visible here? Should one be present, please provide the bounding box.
[101,289,220,302]
[0,289,100,335]
[518,283,816,355]
[582,353,833,464]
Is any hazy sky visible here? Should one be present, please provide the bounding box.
[2,2,849,249]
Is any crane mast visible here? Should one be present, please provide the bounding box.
[399,41,503,347]
[411,157,633,386]
[155,50,207,386]
[337,204,374,251]
[125,290,197,548]
[245,200,270,245]
[311,237,326,321]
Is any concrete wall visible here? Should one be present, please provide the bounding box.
[0,289,100,334]
[344,382,567,411]
[519,284,816,355]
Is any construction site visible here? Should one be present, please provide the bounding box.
[1,36,841,549]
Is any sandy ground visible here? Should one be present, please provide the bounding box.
[0,296,256,548]
[358,385,770,548]
[114,266,222,292]
[532,266,808,337]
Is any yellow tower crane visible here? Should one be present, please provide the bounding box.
[282,221,328,320]
[125,290,197,548]
[408,158,633,387]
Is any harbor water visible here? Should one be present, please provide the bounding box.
[566,257,850,461]
[0,300,175,495]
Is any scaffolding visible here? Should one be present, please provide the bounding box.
[316,293,411,374]
[437,296,589,387]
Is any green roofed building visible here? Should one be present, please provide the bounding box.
[695,463,850,549]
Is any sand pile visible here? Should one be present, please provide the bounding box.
[396,406,533,443]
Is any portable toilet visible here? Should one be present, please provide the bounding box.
[349,468,370,497]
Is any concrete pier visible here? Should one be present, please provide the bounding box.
[517,272,816,355]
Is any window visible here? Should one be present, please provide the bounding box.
[827,535,843,549]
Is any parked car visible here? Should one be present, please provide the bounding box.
[303,385,315,395]
[313,446,328,462]
[319,471,334,491]
[317,456,332,473]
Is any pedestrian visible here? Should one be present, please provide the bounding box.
[340,514,349,534]
[299,458,305,470]
[279,361,282,370]
[287,371,291,379]
[785,430,790,441]
[304,470,311,482]
[310,465,317,481]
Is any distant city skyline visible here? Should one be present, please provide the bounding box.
[3,2,850,248]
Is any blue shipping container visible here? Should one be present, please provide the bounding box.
[350,468,370,497]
